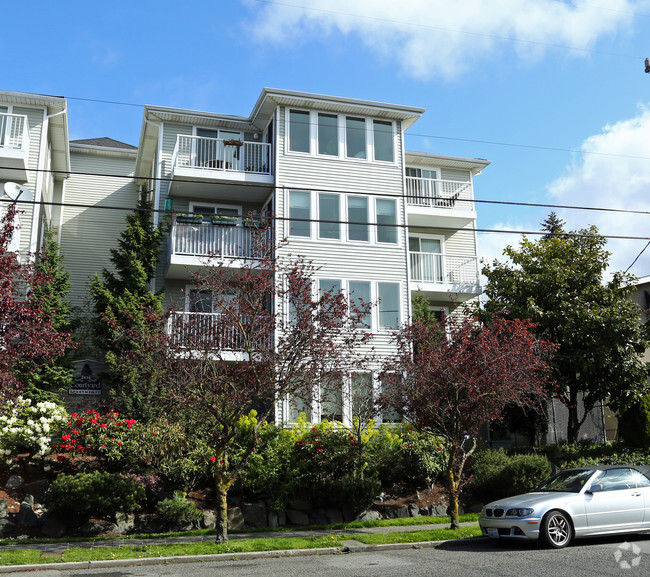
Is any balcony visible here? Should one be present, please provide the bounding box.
[0,113,29,182]
[166,311,271,361]
[166,221,268,279]
[406,176,476,228]
[169,135,273,201]
[409,252,481,302]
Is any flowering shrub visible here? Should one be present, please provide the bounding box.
[0,396,67,461]
[54,409,141,468]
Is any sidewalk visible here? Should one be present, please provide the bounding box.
[0,521,480,572]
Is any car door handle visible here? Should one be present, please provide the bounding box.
[632,492,642,497]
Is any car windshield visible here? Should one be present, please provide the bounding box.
[535,470,595,493]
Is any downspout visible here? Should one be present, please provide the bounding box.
[57,179,66,246]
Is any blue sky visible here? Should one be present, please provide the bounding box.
[4,0,650,277]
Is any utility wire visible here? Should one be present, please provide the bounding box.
[2,163,650,219]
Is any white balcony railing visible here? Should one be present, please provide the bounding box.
[0,113,29,153]
[410,252,480,286]
[166,311,271,351]
[170,221,268,260]
[406,177,473,211]
[172,135,272,175]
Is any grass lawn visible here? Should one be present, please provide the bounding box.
[0,515,482,566]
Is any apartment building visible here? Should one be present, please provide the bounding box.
[2,88,489,420]
[134,88,489,423]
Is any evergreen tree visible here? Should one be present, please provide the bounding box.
[540,211,566,240]
[18,230,76,402]
[481,216,649,442]
[90,193,164,418]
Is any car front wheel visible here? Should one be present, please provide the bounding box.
[541,510,573,549]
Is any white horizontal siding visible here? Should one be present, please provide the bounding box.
[60,153,138,308]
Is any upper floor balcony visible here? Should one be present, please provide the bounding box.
[166,219,269,279]
[169,135,274,202]
[406,176,476,228]
[0,113,29,182]
[409,251,481,302]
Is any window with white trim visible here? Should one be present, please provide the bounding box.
[318,113,338,156]
[289,110,310,153]
[347,196,369,242]
[346,116,366,159]
[318,193,340,240]
[373,120,394,162]
[378,282,401,330]
[376,198,398,244]
[289,191,311,237]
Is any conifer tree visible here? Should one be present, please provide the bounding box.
[90,193,164,418]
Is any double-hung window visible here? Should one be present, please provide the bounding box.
[318,113,338,156]
[289,191,311,237]
[378,282,400,330]
[318,193,340,240]
[376,198,398,244]
[289,110,310,153]
[373,120,394,162]
[348,280,372,329]
[347,196,369,242]
[346,117,366,159]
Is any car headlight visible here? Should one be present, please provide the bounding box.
[506,508,534,517]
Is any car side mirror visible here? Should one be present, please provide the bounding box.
[588,484,602,493]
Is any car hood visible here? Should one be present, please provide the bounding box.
[485,491,577,509]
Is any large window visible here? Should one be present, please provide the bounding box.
[378,282,400,330]
[289,191,311,237]
[289,110,310,153]
[351,373,374,419]
[318,193,340,240]
[347,196,369,242]
[373,120,394,162]
[346,117,366,159]
[409,236,443,283]
[349,280,372,329]
[376,198,398,244]
[318,113,338,156]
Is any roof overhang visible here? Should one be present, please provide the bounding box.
[405,150,491,176]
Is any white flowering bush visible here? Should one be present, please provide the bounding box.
[0,396,68,461]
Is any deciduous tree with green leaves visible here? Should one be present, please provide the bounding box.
[90,193,164,419]
[480,214,649,443]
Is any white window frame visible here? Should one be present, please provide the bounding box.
[188,202,242,223]
[317,192,342,241]
[374,196,400,246]
[372,119,396,163]
[287,189,313,238]
[377,281,402,331]
[346,195,370,244]
[287,109,312,154]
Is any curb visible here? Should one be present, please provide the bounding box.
[0,540,456,573]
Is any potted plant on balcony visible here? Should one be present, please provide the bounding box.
[242,213,263,228]
[211,215,239,226]
[223,139,244,147]
[176,213,204,224]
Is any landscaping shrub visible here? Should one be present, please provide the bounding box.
[469,449,551,502]
[45,471,146,524]
[155,492,204,529]
[54,410,141,469]
[0,396,67,461]
[618,396,650,450]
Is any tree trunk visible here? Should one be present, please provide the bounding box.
[446,449,460,530]
[567,388,580,444]
[215,479,229,544]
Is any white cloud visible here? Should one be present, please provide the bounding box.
[547,105,650,277]
[243,0,641,80]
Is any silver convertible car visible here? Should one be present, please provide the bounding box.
[479,466,650,548]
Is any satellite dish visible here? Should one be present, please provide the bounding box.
[3,182,33,202]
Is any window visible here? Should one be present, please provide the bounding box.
[376,198,397,244]
[347,196,369,242]
[378,282,400,329]
[380,373,403,423]
[289,110,310,153]
[321,375,343,422]
[346,117,366,159]
[349,280,372,329]
[289,191,311,237]
[190,203,241,223]
[351,373,374,419]
[189,289,213,313]
[318,113,338,156]
[289,394,312,422]
[318,193,340,240]
[319,279,342,297]
[373,120,394,162]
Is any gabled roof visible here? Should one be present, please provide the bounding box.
[71,137,137,150]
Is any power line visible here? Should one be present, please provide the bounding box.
[2,163,650,220]
[4,196,650,243]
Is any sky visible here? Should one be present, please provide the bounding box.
[4,0,650,279]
